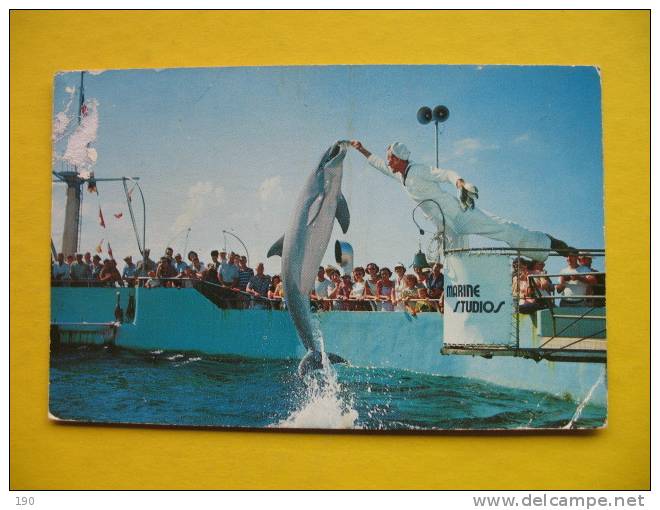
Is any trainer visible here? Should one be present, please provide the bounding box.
[350,140,571,261]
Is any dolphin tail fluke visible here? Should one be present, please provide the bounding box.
[298,350,346,377]
[267,235,285,258]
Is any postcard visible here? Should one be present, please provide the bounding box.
[49,65,606,430]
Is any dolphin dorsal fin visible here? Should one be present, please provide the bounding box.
[267,235,285,257]
[307,192,325,226]
[335,192,350,234]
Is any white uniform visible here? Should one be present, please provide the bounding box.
[367,155,551,260]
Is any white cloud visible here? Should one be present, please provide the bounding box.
[171,181,226,233]
[513,133,530,144]
[257,176,283,201]
[452,137,499,157]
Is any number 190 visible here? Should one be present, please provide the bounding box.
[16,497,34,506]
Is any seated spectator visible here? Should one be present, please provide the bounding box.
[145,270,161,288]
[397,274,420,315]
[237,256,254,291]
[376,267,395,311]
[52,252,70,285]
[365,262,380,296]
[69,253,91,285]
[122,255,138,287]
[180,267,196,288]
[415,287,433,313]
[173,253,189,275]
[556,252,597,307]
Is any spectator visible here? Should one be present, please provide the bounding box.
[156,256,177,285]
[414,264,429,288]
[180,267,196,288]
[83,252,94,277]
[145,270,161,288]
[528,260,554,309]
[209,250,220,268]
[91,254,103,280]
[237,256,254,291]
[173,253,188,275]
[311,266,331,299]
[164,246,175,267]
[202,263,220,284]
[512,258,537,314]
[219,253,239,288]
[136,249,157,277]
[578,255,605,306]
[99,259,123,287]
[415,287,433,313]
[326,269,344,311]
[426,263,444,298]
[398,274,420,315]
[365,262,380,295]
[190,255,205,279]
[376,267,395,311]
[52,252,70,285]
[268,274,283,300]
[122,255,138,287]
[349,267,370,299]
[556,252,598,307]
[70,253,91,285]
[246,263,271,308]
[393,263,407,303]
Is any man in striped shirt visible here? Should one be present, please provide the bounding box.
[237,255,254,291]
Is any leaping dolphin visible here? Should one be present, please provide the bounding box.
[267,141,351,376]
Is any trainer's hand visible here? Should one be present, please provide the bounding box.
[350,140,371,159]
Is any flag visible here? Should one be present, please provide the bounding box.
[107,242,113,258]
[98,207,106,228]
[96,239,104,253]
[113,212,123,219]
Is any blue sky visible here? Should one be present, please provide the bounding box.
[51,65,604,275]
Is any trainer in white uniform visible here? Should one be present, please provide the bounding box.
[350,140,571,261]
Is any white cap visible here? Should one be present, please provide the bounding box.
[388,141,410,161]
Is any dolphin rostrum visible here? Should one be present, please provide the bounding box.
[267,141,350,376]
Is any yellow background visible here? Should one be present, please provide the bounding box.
[10,10,650,489]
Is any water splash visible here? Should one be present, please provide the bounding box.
[277,324,359,429]
[563,366,606,429]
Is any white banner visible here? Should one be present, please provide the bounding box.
[444,252,514,346]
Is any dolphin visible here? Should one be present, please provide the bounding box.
[267,141,351,376]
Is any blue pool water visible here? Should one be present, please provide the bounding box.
[49,346,606,430]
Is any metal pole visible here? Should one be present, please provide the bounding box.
[435,121,439,168]
[222,230,250,266]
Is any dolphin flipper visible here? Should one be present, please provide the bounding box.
[298,350,347,377]
[267,235,285,258]
[335,192,350,234]
[307,192,326,226]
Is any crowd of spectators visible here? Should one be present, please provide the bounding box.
[51,246,446,314]
[512,252,605,312]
